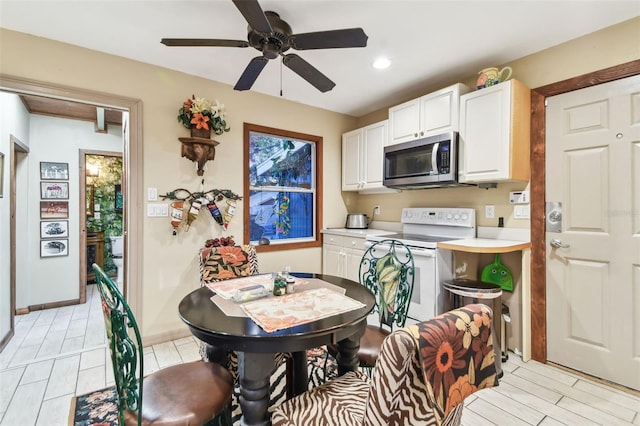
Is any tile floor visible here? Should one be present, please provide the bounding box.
[1,284,638,425]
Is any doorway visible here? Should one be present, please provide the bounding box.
[81,151,124,297]
[0,75,143,334]
[529,60,640,388]
[545,75,640,390]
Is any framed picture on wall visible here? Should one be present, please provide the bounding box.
[40,201,69,219]
[41,181,69,199]
[40,162,69,180]
[40,239,68,258]
[40,220,69,239]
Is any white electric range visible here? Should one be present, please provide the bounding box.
[366,207,476,323]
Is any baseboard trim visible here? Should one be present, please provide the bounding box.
[143,328,194,346]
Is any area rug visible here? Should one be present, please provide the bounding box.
[70,347,336,425]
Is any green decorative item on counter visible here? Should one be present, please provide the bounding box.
[481,253,514,292]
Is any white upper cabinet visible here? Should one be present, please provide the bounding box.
[459,79,531,183]
[388,83,470,146]
[342,120,392,192]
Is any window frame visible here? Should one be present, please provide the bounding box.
[243,123,323,252]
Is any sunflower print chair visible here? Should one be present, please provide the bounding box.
[271,304,498,426]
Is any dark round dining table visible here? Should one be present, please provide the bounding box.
[178,273,375,426]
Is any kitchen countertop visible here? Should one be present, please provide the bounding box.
[321,228,395,238]
[438,238,531,253]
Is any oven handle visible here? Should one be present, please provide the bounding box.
[364,241,435,257]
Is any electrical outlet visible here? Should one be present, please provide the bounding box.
[485,205,495,219]
[373,205,381,215]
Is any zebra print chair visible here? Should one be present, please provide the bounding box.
[271,304,498,426]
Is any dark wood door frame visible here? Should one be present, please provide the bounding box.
[529,59,640,362]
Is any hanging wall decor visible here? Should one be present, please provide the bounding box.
[177,95,230,176]
[161,185,242,235]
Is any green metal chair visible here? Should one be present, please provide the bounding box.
[326,239,415,376]
[93,263,234,426]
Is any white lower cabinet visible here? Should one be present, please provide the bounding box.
[322,234,368,282]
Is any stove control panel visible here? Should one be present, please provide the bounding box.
[401,207,476,228]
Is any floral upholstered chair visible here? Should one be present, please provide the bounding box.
[198,244,259,368]
[271,304,498,426]
[198,244,293,394]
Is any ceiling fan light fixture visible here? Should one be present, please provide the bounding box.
[372,57,391,70]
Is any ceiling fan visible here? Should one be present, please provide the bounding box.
[161,0,368,93]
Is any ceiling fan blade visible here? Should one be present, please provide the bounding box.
[282,54,335,93]
[161,38,249,48]
[290,28,368,50]
[232,0,272,34]
[234,56,269,91]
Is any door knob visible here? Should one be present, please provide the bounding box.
[550,238,570,248]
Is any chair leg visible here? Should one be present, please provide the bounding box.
[285,357,293,399]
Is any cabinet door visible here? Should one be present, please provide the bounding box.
[420,83,468,137]
[322,244,344,277]
[345,248,364,283]
[342,129,363,191]
[361,120,387,189]
[459,82,512,182]
[388,98,421,145]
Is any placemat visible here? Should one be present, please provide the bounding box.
[240,287,365,333]
[205,274,290,299]
[210,278,345,317]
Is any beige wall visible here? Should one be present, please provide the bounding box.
[1,16,638,341]
[350,16,639,229]
[0,29,357,340]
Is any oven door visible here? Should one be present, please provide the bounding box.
[364,241,437,325]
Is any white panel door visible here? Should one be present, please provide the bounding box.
[546,75,640,390]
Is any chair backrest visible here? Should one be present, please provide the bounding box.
[199,244,259,286]
[93,263,144,426]
[362,303,498,426]
[359,239,415,330]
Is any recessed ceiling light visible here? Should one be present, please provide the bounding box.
[372,57,391,70]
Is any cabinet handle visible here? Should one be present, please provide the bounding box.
[414,133,418,138]
[420,131,424,136]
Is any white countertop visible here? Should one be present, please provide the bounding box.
[321,228,395,238]
[438,238,531,253]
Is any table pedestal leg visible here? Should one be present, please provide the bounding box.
[336,332,363,376]
[238,352,273,426]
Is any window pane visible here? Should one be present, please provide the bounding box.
[249,133,312,189]
[249,190,314,243]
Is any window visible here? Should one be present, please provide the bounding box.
[243,123,322,252]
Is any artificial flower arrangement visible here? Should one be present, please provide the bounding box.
[178,95,230,136]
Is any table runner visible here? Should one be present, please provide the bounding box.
[240,287,366,333]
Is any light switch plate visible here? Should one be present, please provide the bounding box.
[147,187,158,201]
[514,205,530,219]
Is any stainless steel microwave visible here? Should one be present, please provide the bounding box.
[383,131,460,189]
